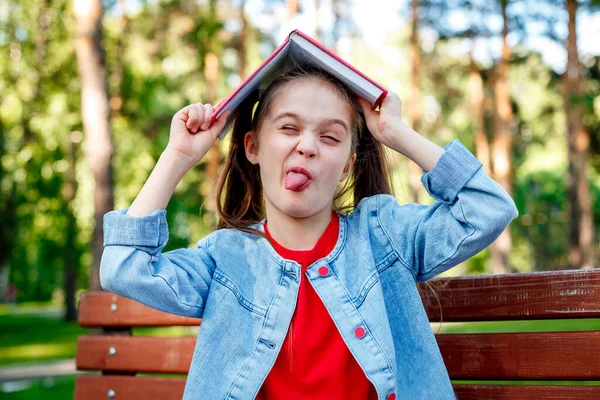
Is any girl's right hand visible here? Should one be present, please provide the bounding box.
[166,102,231,168]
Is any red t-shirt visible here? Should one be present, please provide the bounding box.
[256,212,378,399]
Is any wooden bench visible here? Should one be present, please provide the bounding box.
[74,268,600,399]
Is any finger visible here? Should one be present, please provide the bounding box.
[191,103,206,133]
[357,97,377,119]
[208,109,231,139]
[200,104,214,130]
[187,105,199,131]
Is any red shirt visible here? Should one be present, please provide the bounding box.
[256,212,378,400]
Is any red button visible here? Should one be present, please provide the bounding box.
[318,266,329,276]
[354,326,365,338]
[387,393,396,400]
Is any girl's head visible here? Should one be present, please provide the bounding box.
[216,65,391,235]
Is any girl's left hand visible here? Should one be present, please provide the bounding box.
[356,91,404,148]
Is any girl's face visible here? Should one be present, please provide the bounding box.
[244,78,357,220]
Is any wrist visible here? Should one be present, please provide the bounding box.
[383,120,414,154]
[163,147,196,172]
[160,148,194,181]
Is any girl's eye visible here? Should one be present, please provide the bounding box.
[322,135,340,143]
[281,126,297,131]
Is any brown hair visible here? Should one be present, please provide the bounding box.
[216,65,393,236]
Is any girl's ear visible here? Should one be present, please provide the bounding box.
[244,130,259,165]
[340,152,357,182]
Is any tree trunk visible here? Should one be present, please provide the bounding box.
[63,133,80,321]
[204,51,220,223]
[331,0,342,54]
[73,0,114,291]
[408,0,422,203]
[564,0,595,269]
[490,0,512,275]
[314,0,321,42]
[236,0,248,79]
[468,55,491,175]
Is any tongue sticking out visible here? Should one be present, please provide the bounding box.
[285,171,311,191]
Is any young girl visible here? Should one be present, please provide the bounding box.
[100,66,518,400]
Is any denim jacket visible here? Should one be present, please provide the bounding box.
[100,139,518,400]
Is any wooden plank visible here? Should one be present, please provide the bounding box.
[77,291,201,328]
[74,376,600,400]
[453,384,600,399]
[74,375,185,400]
[439,331,600,380]
[420,269,600,322]
[77,332,600,379]
[76,336,194,374]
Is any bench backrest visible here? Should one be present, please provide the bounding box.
[75,269,600,399]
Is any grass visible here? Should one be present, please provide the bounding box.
[1,376,75,400]
[0,308,87,366]
[435,318,600,334]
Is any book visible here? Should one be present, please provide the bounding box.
[210,29,388,140]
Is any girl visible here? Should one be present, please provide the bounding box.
[100,66,518,400]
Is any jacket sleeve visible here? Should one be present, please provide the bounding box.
[99,207,216,318]
[377,139,518,282]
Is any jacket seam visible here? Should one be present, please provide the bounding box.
[416,199,476,282]
[327,267,395,391]
[213,270,268,317]
[353,270,379,309]
[353,249,396,309]
[227,270,288,399]
[145,254,205,311]
[375,195,418,281]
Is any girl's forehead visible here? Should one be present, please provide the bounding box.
[269,80,351,123]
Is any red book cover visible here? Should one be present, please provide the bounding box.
[210,29,388,139]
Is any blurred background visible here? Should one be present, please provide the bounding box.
[0,0,599,398]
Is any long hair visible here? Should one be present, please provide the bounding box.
[216,65,393,236]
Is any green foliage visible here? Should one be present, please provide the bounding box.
[0,0,599,305]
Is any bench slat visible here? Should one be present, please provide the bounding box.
[79,270,600,328]
[452,384,600,399]
[75,375,185,400]
[440,331,600,380]
[77,291,201,327]
[77,331,600,379]
[76,336,194,374]
[421,269,600,321]
[73,376,600,400]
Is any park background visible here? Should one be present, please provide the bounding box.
[1,0,599,398]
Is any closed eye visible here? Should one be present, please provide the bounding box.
[322,135,340,142]
[281,126,297,131]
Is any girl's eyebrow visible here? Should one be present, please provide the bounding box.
[272,112,349,132]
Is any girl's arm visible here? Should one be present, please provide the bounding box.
[374,140,518,281]
[357,91,443,172]
[127,103,230,217]
[357,92,518,281]
[100,103,229,317]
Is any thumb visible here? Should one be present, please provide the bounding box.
[208,109,231,139]
[357,97,379,128]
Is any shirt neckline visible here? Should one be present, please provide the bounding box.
[264,212,340,264]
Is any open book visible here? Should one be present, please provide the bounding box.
[210,29,388,140]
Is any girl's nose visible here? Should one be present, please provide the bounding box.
[297,134,317,159]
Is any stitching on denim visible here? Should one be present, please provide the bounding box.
[375,194,418,281]
[353,270,380,308]
[326,271,396,390]
[213,270,268,317]
[229,270,290,400]
[375,251,398,273]
[418,199,476,282]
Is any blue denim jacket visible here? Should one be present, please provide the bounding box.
[100,139,518,400]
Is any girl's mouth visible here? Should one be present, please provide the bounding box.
[285,168,312,191]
